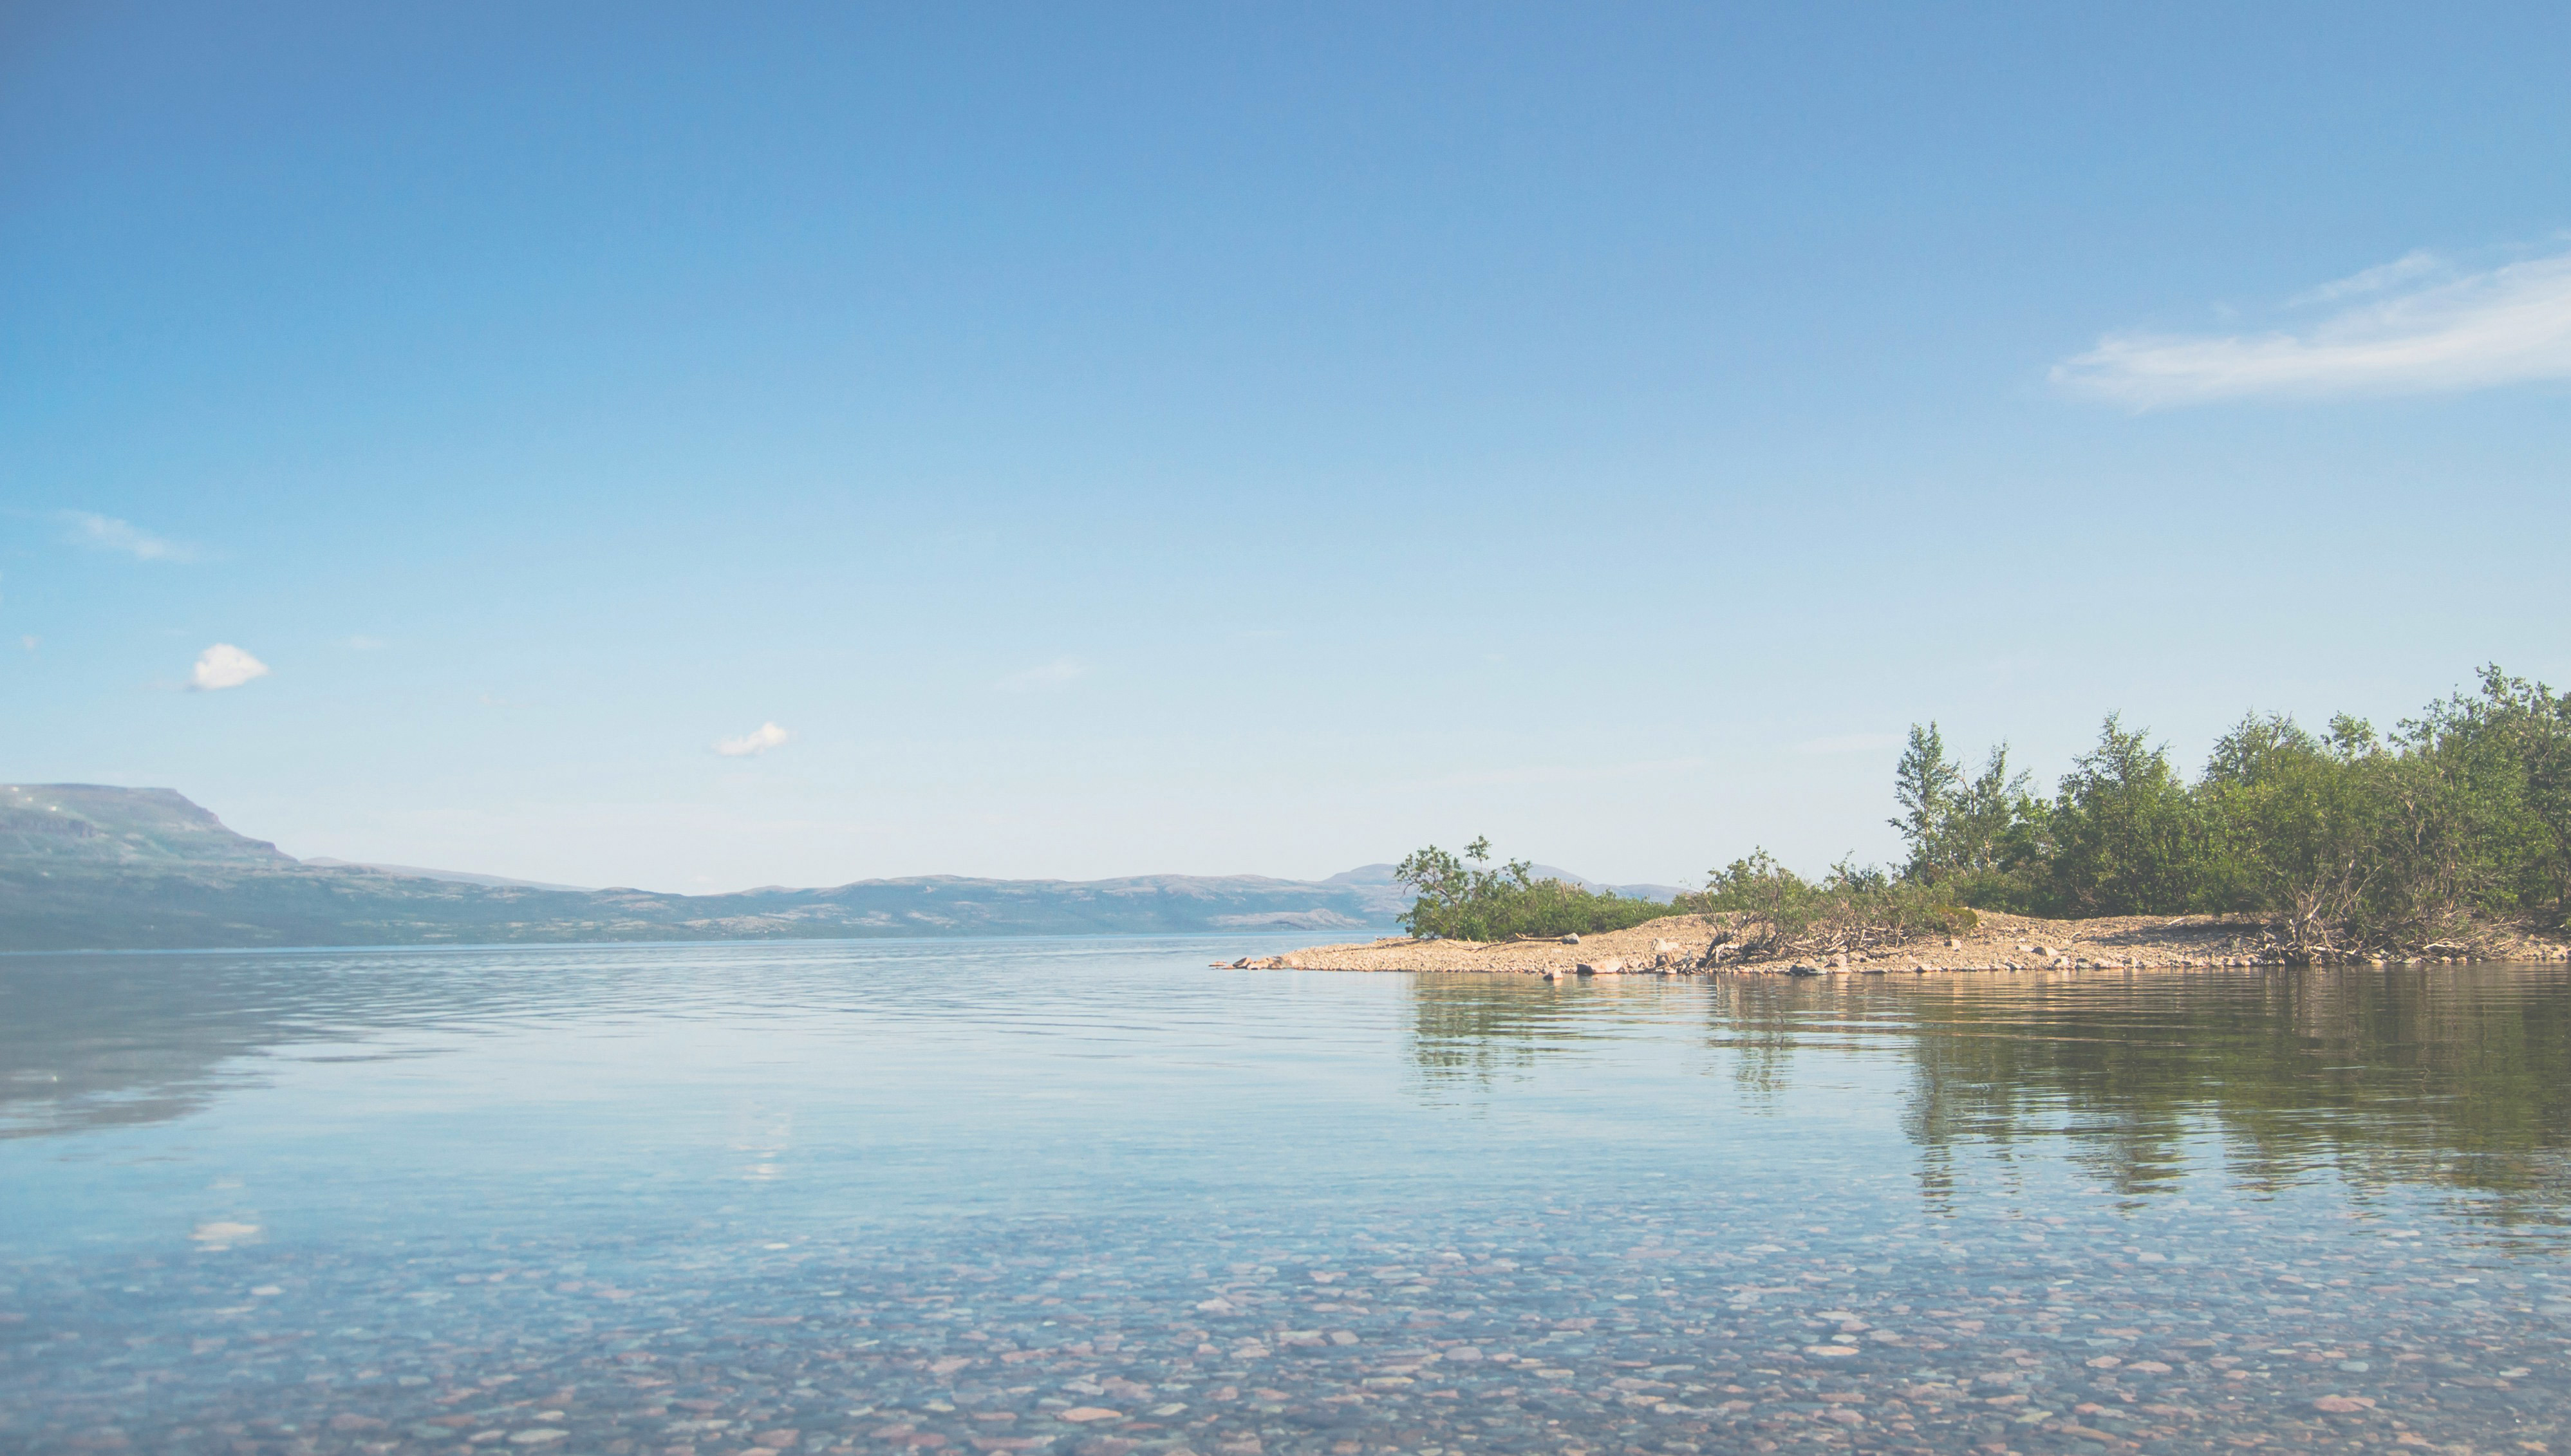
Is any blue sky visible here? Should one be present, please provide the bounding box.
[6,3,2568,891]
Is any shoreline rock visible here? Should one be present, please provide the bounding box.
[1237,911,2571,976]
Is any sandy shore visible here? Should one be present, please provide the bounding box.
[1225,911,2571,975]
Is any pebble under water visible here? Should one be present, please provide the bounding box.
[3,940,2567,1455]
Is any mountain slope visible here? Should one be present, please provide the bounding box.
[300,859,595,892]
[0,785,1411,951]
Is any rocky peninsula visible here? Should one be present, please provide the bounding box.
[1235,911,2571,976]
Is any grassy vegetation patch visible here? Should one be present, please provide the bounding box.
[1396,664,2571,960]
[1393,839,1673,942]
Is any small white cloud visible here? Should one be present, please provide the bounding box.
[715,722,791,757]
[348,635,387,651]
[996,657,1088,692]
[2054,247,2571,407]
[19,635,35,653]
[61,511,199,562]
[1796,732,1904,756]
[189,643,269,691]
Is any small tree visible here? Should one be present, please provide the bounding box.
[1891,723,1963,881]
[2403,666,2571,929]
[1891,723,2038,906]
[2033,716,2207,917]
[2198,712,2388,953]
[1394,837,1531,938]
[1394,837,1670,941]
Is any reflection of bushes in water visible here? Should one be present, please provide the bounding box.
[1701,978,1801,1109]
[1407,977,1804,1106]
[1404,977,1613,1085]
[1408,964,2571,1220]
[1879,967,2571,1217]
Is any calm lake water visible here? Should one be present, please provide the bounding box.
[3,939,2568,1455]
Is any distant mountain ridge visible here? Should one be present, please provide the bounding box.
[299,859,596,892]
[0,785,1680,953]
[0,785,1424,951]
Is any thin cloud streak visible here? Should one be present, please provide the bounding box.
[2288,249,2440,306]
[61,511,200,561]
[996,657,1088,692]
[1423,756,1708,789]
[2054,248,2571,407]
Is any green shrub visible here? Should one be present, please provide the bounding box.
[1884,665,2571,953]
[1394,838,1673,942]
[1674,850,1962,959]
[1892,723,2035,885]
[2031,716,2211,918]
[1394,666,2569,961]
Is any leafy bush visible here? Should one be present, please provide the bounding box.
[1676,850,1972,960]
[1394,838,1672,942]
[1888,666,2571,953]
[2404,667,2571,929]
[1391,666,2570,962]
[2032,716,2212,919]
[2193,712,2401,953]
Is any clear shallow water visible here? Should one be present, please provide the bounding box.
[3,940,2568,1455]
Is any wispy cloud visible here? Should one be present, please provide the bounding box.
[715,721,792,757]
[1425,756,1707,789]
[61,511,200,561]
[347,635,387,651]
[2053,247,2571,407]
[2287,248,2441,305]
[189,643,269,691]
[996,657,1088,692]
[1795,732,1903,756]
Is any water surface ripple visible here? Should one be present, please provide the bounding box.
[3,939,2567,1453]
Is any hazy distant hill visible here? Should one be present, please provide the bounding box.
[0,784,1417,952]
[299,858,596,891]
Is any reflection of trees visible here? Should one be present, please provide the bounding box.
[1403,965,2571,1220]
[1404,978,1800,1110]
[1701,979,1799,1110]
[1884,968,2571,1220]
[1405,977,1605,1087]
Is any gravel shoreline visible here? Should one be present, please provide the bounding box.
[1229,911,2571,976]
